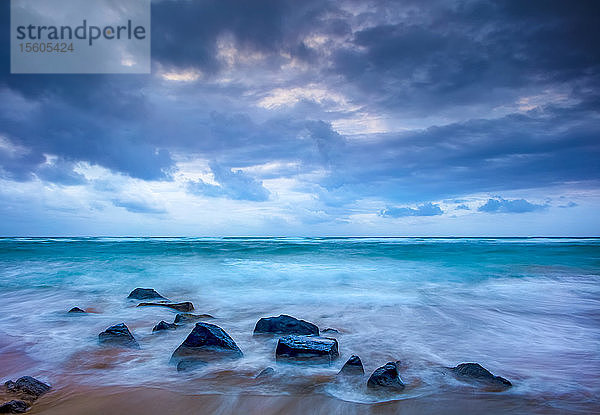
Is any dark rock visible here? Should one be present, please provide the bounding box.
[338,355,364,375]
[127,288,167,300]
[275,335,339,363]
[98,323,139,348]
[176,359,207,372]
[171,322,243,362]
[322,328,339,334]
[450,363,512,387]
[152,321,177,332]
[137,302,194,312]
[254,315,319,336]
[255,367,275,379]
[367,362,405,391]
[174,313,214,324]
[68,307,85,313]
[0,400,29,414]
[4,376,51,401]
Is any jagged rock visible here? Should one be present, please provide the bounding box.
[127,288,167,300]
[176,359,207,372]
[171,322,243,362]
[174,313,214,324]
[98,323,139,348]
[4,376,51,401]
[254,315,319,336]
[338,355,364,375]
[255,367,275,379]
[152,321,177,332]
[68,307,85,313]
[275,335,339,363]
[367,362,405,391]
[0,400,29,413]
[137,302,194,312]
[450,363,512,387]
[322,328,339,334]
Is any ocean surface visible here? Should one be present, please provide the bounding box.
[0,237,599,413]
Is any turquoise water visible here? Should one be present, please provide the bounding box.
[0,238,599,407]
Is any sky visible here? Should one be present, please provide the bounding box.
[0,0,599,236]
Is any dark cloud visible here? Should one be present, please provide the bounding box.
[478,197,547,214]
[379,202,443,218]
[456,204,470,210]
[186,163,270,201]
[112,199,166,214]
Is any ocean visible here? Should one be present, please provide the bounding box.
[0,237,598,414]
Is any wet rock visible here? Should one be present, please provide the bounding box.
[152,321,177,332]
[98,323,140,348]
[176,359,207,372]
[174,313,214,324]
[171,322,243,362]
[450,363,512,387]
[254,314,319,336]
[275,335,339,363]
[255,367,275,379]
[0,400,29,414]
[4,376,51,401]
[137,302,194,312]
[68,307,85,313]
[127,288,167,300]
[322,328,339,334]
[367,362,405,391]
[338,355,364,375]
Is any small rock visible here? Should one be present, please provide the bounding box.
[174,313,214,324]
[171,322,243,362]
[68,307,85,313]
[254,315,319,336]
[0,400,29,414]
[338,355,364,375]
[275,335,339,363]
[98,323,139,348]
[367,362,405,391]
[176,359,207,372]
[127,288,167,300]
[4,376,51,401]
[137,302,194,312]
[450,363,512,387]
[322,328,339,334]
[255,367,275,379]
[152,321,177,332]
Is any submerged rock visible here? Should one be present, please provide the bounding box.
[176,359,207,372]
[367,362,405,391]
[68,307,85,313]
[338,355,364,375]
[322,328,339,334]
[98,323,139,348]
[137,302,194,312]
[171,322,243,362]
[152,321,177,332]
[4,376,51,401]
[174,313,214,324]
[275,335,339,363]
[450,363,512,387]
[0,400,29,413]
[254,314,319,336]
[255,367,275,379]
[127,288,167,300]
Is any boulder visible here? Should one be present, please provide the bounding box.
[0,400,29,414]
[367,362,405,391]
[275,335,339,363]
[255,367,275,379]
[98,323,139,348]
[450,363,512,387]
[338,355,364,375]
[4,376,51,401]
[174,313,214,324]
[254,315,319,336]
[68,307,85,313]
[171,322,243,362]
[152,321,177,332]
[127,288,167,300]
[137,302,194,312]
